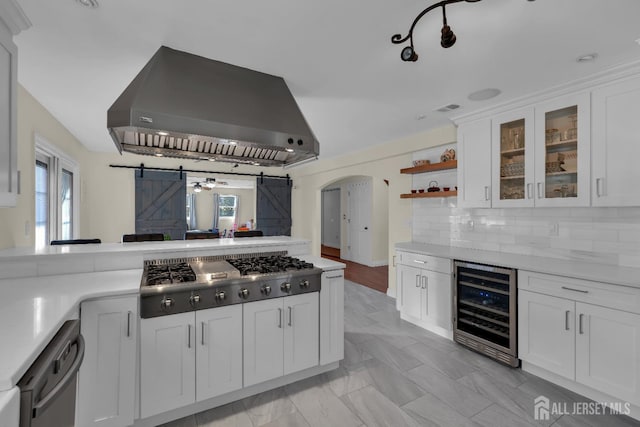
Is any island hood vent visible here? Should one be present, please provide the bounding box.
[107,46,319,167]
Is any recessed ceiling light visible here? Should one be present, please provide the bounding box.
[576,53,598,63]
[76,0,99,8]
[468,88,501,102]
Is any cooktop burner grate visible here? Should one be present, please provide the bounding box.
[226,256,315,276]
[145,262,197,285]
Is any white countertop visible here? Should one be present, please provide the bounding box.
[396,242,640,289]
[0,236,308,259]
[0,253,345,392]
[0,269,141,392]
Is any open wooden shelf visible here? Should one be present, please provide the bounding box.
[400,160,457,174]
[400,190,458,199]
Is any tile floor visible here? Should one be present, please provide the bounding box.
[161,280,639,427]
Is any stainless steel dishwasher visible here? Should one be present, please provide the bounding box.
[17,319,85,427]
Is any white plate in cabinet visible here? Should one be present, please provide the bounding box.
[592,75,640,206]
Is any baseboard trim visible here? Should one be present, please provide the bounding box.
[400,312,453,340]
[386,287,396,299]
[369,260,389,267]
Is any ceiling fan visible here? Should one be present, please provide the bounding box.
[190,178,229,192]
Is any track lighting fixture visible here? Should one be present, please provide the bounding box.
[392,0,483,62]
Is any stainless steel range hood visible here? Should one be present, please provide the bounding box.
[107,46,319,167]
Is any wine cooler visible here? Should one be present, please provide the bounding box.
[453,260,518,367]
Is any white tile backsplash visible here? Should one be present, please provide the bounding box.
[410,144,640,267]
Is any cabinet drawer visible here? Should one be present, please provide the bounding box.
[397,251,451,274]
[519,270,640,314]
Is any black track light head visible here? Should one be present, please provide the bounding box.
[401,46,418,62]
[440,24,457,48]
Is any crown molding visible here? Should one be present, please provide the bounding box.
[452,59,640,125]
[0,0,31,36]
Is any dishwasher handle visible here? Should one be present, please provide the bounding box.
[32,334,85,419]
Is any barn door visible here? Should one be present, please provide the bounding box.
[135,170,186,240]
[256,177,291,236]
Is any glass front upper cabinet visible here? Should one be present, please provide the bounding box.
[534,93,590,207]
[492,108,535,207]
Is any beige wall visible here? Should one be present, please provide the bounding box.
[290,126,457,295]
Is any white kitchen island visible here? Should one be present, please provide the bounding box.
[0,237,345,427]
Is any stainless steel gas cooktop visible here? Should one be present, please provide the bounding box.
[139,252,322,318]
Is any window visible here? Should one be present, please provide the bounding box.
[34,136,80,248]
[219,195,237,218]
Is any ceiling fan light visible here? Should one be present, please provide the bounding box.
[440,25,457,48]
[193,183,202,193]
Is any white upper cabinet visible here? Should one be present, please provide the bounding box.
[457,118,492,208]
[491,107,535,208]
[534,92,591,207]
[0,18,18,207]
[592,75,640,206]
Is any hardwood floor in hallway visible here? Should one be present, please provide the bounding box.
[320,248,388,294]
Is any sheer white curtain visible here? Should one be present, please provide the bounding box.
[187,193,197,230]
[212,193,220,231]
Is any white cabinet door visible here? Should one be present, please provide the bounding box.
[519,290,575,380]
[140,312,195,418]
[533,92,591,207]
[576,302,640,405]
[592,76,640,206]
[397,263,422,319]
[457,119,492,208]
[0,26,17,207]
[77,296,137,427]
[196,305,243,401]
[491,107,535,208]
[243,298,284,387]
[320,271,344,365]
[424,270,452,331]
[284,293,319,375]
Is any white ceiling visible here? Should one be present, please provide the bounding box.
[13,0,640,162]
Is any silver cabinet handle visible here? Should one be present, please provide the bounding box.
[201,321,206,346]
[561,286,589,294]
[325,275,343,279]
[422,275,427,290]
[579,314,584,334]
[278,308,283,328]
[484,186,490,201]
[187,324,192,348]
[288,306,293,327]
[392,255,396,267]
[537,182,543,199]
[415,274,421,288]
[565,310,570,330]
[527,183,533,199]
[126,311,132,337]
[596,178,604,197]
[413,259,427,264]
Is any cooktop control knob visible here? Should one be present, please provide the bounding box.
[215,291,226,302]
[281,282,291,292]
[299,280,310,289]
[189,294,201,306]
[239,288,250,299]
[261,285,272,295]
[161,297,174,309]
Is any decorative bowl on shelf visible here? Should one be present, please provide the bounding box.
[412,159,431,167]
[418,189,425,193]
[411,189,417,193]
[427,180,440,192]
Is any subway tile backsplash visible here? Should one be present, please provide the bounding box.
[411,199,640,267]
[410,145,640,268]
